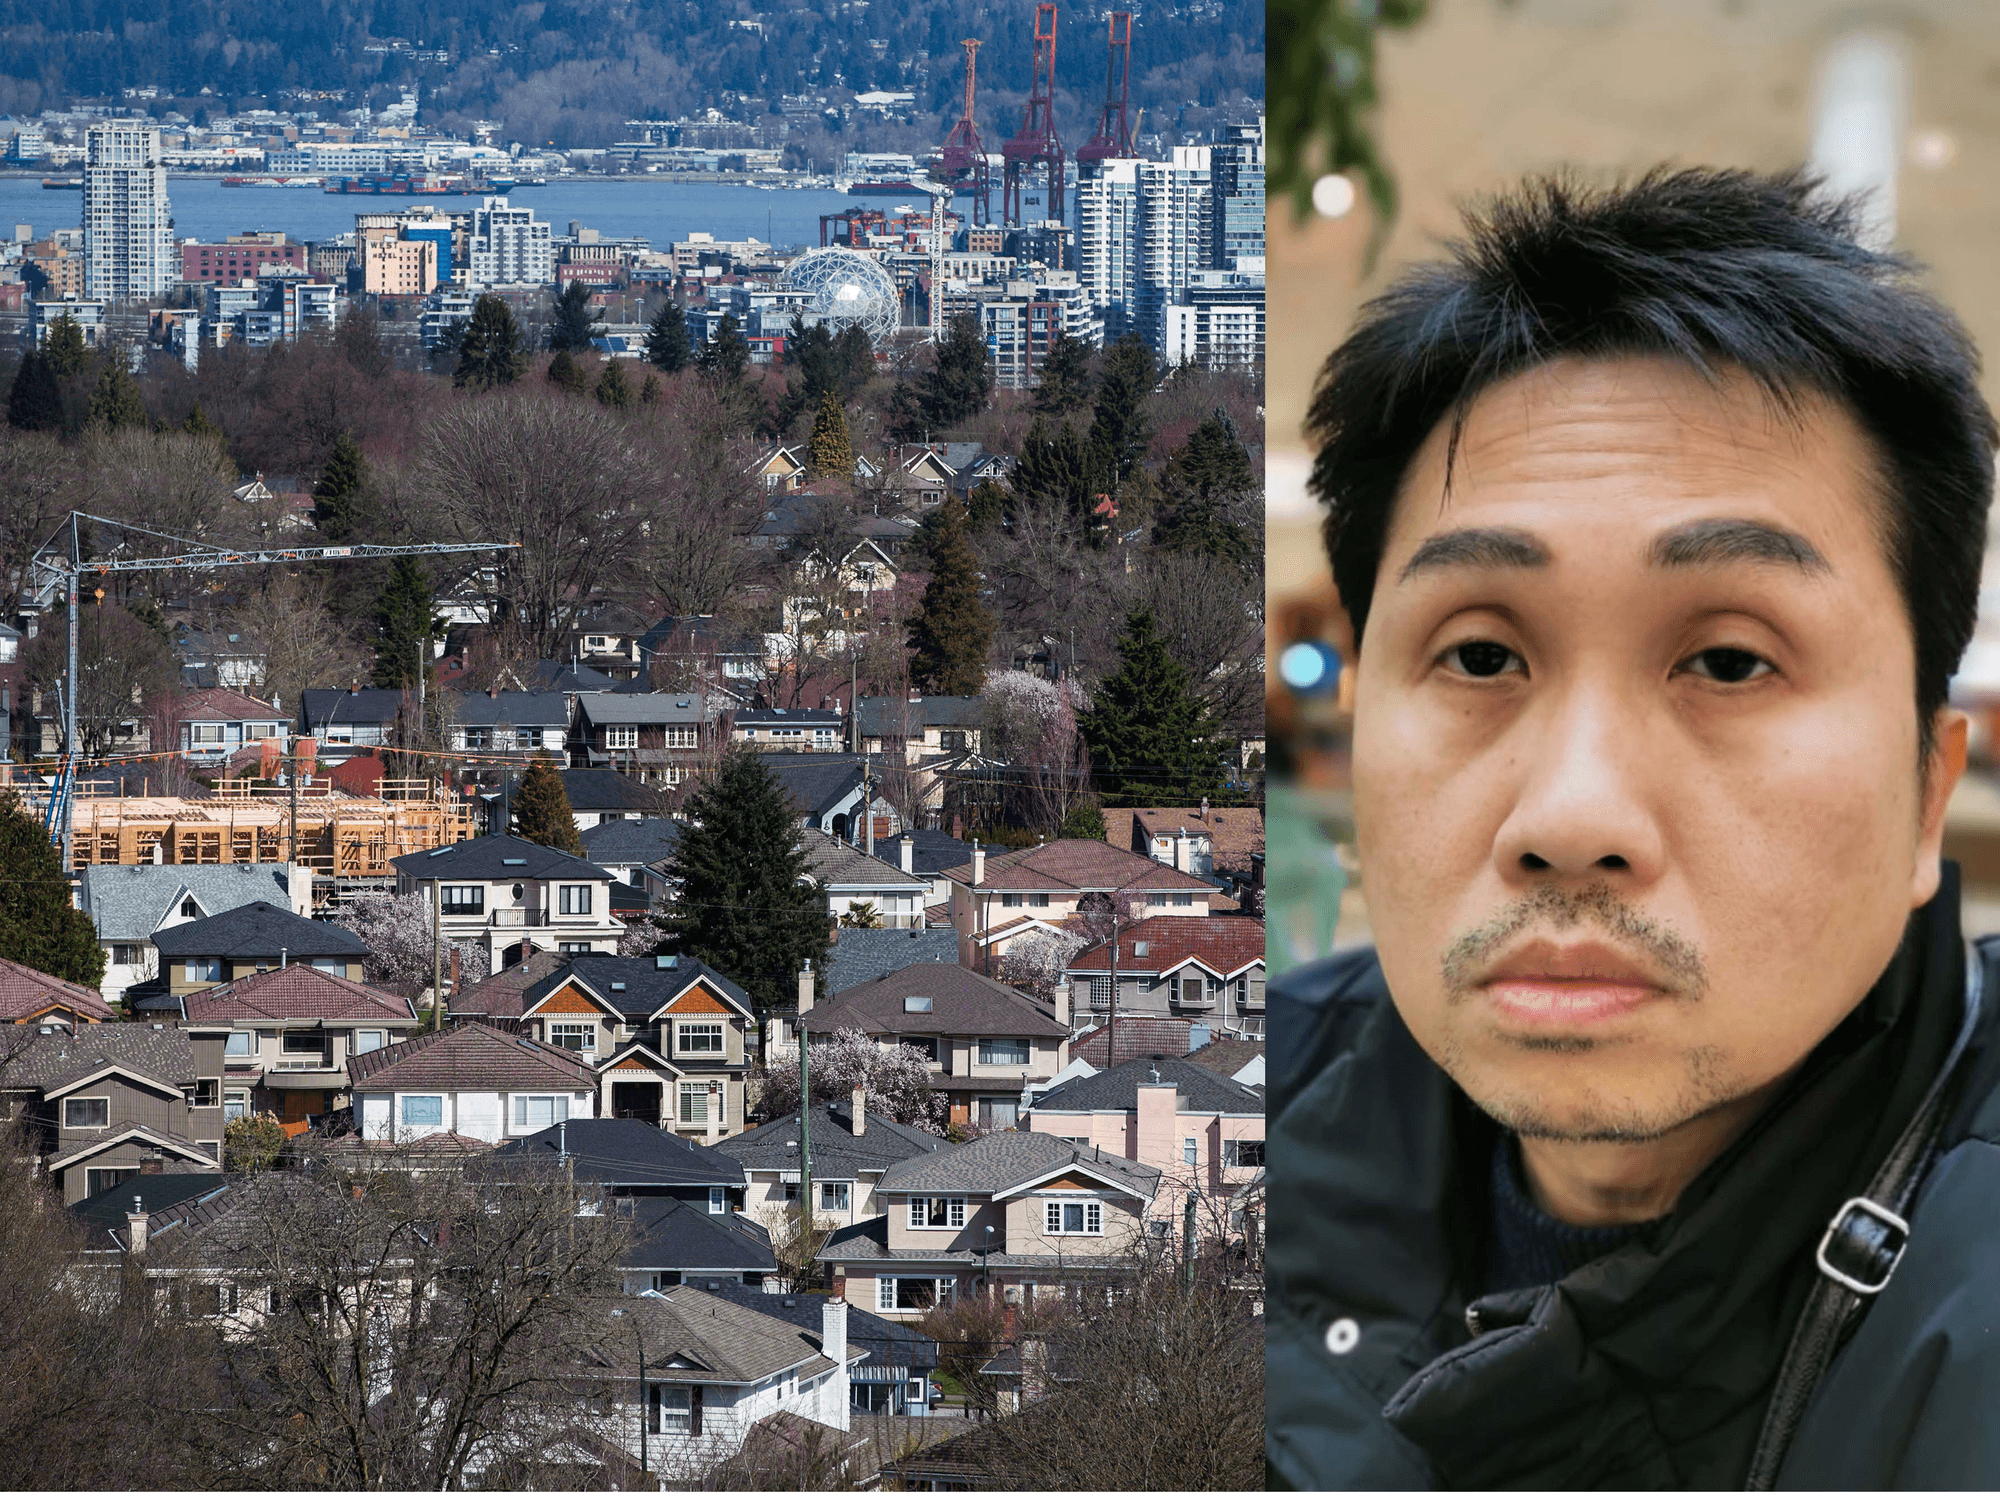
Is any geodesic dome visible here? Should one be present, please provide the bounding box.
[780,247,900,345]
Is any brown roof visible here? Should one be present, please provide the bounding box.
[448,949,568,1019]
[0,1021,195,1091]
[804,963,1068,1039]
[1185,1037,1265,1077]
[1065,915,1265,978]
[595,1286,859,1384]
[939,839,1219,895]
[1121,805,1265,874]
[176,686,283,722]
[181,965,419,1024]
[347,1021,597,1092]
[1071,1017,1206,1068]
[0,956,116,1023]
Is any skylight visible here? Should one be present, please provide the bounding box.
[503,858,527,866]
[903,996,932,1012]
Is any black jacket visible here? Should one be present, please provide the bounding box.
[1265,866,2000,1489]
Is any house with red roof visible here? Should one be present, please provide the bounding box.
[173,686,291,766]
[348,1022,599,1144]
[1060,914,1266,1038]
[0,956,117,1027]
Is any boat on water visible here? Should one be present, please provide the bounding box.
[221,175,325,188]
[40,177,81,190]
[848,179,923,197]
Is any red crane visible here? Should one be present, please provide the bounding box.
[1075,11,1136,173]
[1001,2,1065,226]
[933,38,993,227]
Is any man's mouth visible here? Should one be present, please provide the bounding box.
[1477,937,1673,1028]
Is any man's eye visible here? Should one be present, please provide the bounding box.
[1681,647,1773,684]
[1441,641,1522,678]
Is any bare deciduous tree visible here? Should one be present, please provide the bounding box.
[228,567,369,713]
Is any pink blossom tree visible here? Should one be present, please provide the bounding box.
[343,892,491,991]
[997,926,1088,1006]
[757,1026,948,1135]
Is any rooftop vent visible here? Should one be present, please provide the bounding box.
[903,995,932,1012]
[782,1297,797,1308]
[427,847,451,857]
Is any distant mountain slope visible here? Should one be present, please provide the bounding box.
[0,0,1264,149]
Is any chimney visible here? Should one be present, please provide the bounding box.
[822,1295,850,1369]
[851,1085,866,1136]
[971,842,985,886]
[125,1196,148,1255]
[798,959,814,1016]
[140,1156,163,1175]
[1199,795,1209,824]
[1055,979,1071,1029]
[1137,1075,1179,1172]
[705,1083,720,1144]
[899,835,913,874]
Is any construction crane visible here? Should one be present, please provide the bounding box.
[27,511,519,870]
[1075,11,1137,174]
[907,176,954,341]
[932,38,993,227]
[1001,2,1066,227]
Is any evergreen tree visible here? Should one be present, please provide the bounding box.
[1013,416,1102,536]
[1086,333,1157,492]
[1058,800,1109,842]
[1078,609,1226,802]
[894,313,991,436]
[834,322,876,399]
[906,495,994,697]
[595,358,633,409]
[87,362,145,429]
[639,372,662,406]
[698,312,750,384]
[452,294,527,390]
[41,315,89,378]
[312,431,379,542]
[369,558,438,693]
[0,789,105,987]
[644,299,694,372]
[181,402,224,444]
[965,477,1007,531]
[547,279,605,352]
[513,753,585,857]
[806,390,853,478]
[546,347,587,394]
[1033,329,1094,415]
[1151,410,1259,568]
[6,351,61,432]
[660,747,831,1022]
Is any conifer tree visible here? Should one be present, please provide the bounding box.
[6,350,60,432]
[1058,800,1109,842]
[546,347,587,394]
[698,312,750,384]
[806,390,853,478]
[906,495,994,697]
[513,753,585,857]
[894,313,991,436]
[369,558,438,693]
[312,431,380,542]
[660,747,830,1023]
[645,299,694,372]
[40,314,89,378]
[546,280,605,352]
[181,402,224,444]
[453,294,527,390]
[595,358,633,409]
[1013,416,1100,536]
[0,790,105,987]
[87,362,145,429]
[1086,333,1157,493]
[1078,609,1226,802]
[639,372,662,406]
[834,322,875,398]
[1033,329,1094,415]
[1151,410,1259,568]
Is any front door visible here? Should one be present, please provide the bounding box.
[279,1091,324,1125]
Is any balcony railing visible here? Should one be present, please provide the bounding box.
[488,909,604,928]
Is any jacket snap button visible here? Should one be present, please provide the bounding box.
[1324,1317,1360,1356]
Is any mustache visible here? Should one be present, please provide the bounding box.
[1440,882,1708,999]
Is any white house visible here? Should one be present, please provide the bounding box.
[390,832,626,971]
[77,862,313,1008]
[348,1022,598,1143]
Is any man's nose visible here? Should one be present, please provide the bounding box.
[1491,684,1666,884]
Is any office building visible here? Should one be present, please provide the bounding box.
[83,123,173,299]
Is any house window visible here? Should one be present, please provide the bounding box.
[558,885,592,915]
[664,725,697,749]
[282,1031,325,1056]
[676,1023,723,1056]
[560,942,594,953]
[1183,1137,1197,1165]
[902,995,932,1013]
[820,1181,850,1212]
[110,943,140,966]
[604,725,637,749]
[1001,894,1022,908]
[401,1095,444,1128]
[184,958,223,983]
[977,1097,1019,1130]
[440,885,484,915]
[901,1036,939,1063]
[1224,1139,1266,1168]
[64,1097,109,1129]
[679,1082,723,1125]
[879,1276,951,1312]
[223,1089,250,1122]
[196,1281,239,1317]
[190,1078,221,1109]
[907,1197,965,1229]
[978,1038,1029,1067]
[191,723,224,743]
[1044,1200,1103,1236]
[648,1384,699,1436]
[225,1030,254,1057]
[549,1022,595,1054]
[312,959,344,976]
[85,1165,138,1198]
[513,1095,570,1130]
[708,1187,726,1215]
[355,1030,385,1055]
[1089,977,1112,1009]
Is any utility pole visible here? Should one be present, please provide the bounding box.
[431,876,445,1030]
[1106,898,1120,1068]
[59,514,78,872]
[798,1022,812,1286]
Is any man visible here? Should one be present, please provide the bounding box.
[1266,167,2000,1489]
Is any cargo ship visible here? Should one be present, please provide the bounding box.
[847,179,924,197]
[326,173,478,195]
[221,175,326,188]
[40,177,81,190]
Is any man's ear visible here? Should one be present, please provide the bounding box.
[1913,709,1969,908]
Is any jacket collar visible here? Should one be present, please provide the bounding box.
[1272,871,1968,1488]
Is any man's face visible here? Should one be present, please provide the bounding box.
[1351,355,1962,1142]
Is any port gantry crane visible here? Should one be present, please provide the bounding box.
[28,510,519,869]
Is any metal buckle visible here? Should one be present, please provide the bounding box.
[1815,1196,1910,1296]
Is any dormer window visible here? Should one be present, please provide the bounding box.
[181,898,201,918]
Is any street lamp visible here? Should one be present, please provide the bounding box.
[981,1223,994,1293]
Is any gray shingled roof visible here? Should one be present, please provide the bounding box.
[904,828,976,878]
[70,1173,229,1246]
[716,1101,946,1178]
[1027,1055,1265,1117]
[300,687,403,728]
[580,816,684,865]
[348,1022,597,1092]
[854,695,983,737]
[80,863,301,944]
[800,829,928,890]
[695,1282,937,1373]
[824,928,961,997]
[804,964,1067,1039]
[391,833,614,883]
[875,1128,1160,1198]
[816,1214,1141,1270]
[492,1118,746,1187]
[447,949,568,1019]
[596,1285,855,1383]
[575,692,703,726]
[521,954,752,1020]
[756,754,866,821]
[562,768,663,813]
[0,1023,196,1091]
[180,965,418,1024]
[447,690,571,729]
[623,1197,776,1273]
[148,902,367,960]
[735,706,842,730]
